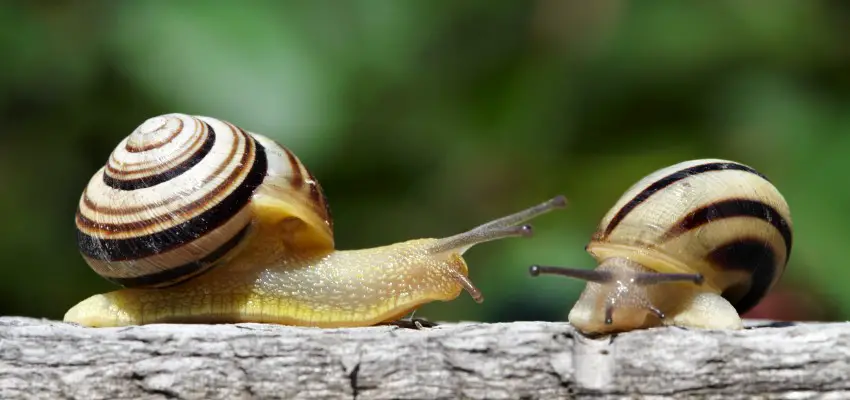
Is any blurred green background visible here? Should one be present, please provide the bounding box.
[0,1,844,324]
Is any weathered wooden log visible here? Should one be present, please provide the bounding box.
[0,317,847,399]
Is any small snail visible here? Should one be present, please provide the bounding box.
[529,159,792,334]
[64,113,566,328]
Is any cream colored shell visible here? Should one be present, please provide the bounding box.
[586,158,793,313]
[75,113,333,288]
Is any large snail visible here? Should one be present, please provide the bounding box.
[529,159,792,334]
[64,113,566,327]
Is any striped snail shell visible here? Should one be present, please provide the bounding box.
[529,159,792,334]
[75,113,333,288]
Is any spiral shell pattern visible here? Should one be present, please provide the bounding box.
[75,114,274,288]
[588,159,793,313]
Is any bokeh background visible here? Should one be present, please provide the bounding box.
[1,1,845,324]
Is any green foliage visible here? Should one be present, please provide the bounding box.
[0,1,845,322]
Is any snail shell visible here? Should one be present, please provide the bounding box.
[589,158,792,313]
[75,113,332,288]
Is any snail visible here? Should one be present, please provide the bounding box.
[64,113,567,328]
[529,159,792,334]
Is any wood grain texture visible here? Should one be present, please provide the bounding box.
[0,317,848,399]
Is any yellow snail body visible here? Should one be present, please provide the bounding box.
[65,113,567,328]
[530,159,792,334]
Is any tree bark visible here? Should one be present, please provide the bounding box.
[0,317,847,399]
